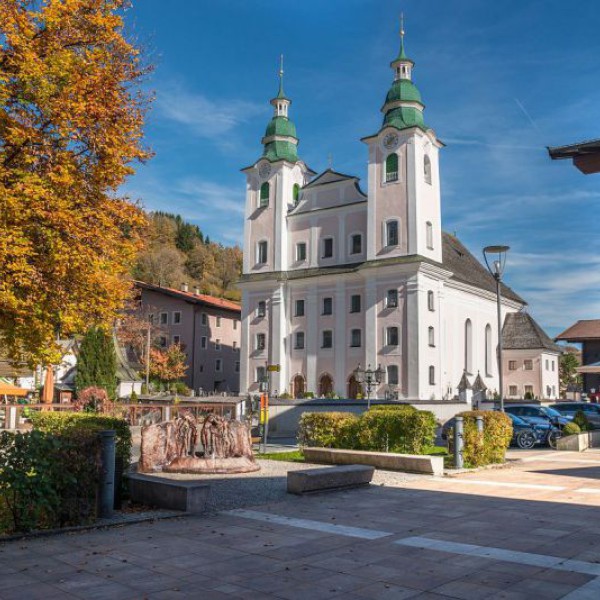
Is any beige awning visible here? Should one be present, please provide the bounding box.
[0,382,28,397]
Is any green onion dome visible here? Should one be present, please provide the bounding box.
[264,116,297,139]
[385,78,423,105]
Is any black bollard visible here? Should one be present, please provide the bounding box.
[99,430,116,519]
[454,417,464,469]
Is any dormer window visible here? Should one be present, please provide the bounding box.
[385,153,399,183]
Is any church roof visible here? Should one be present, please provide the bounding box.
[385,79,423,105]
[441,233,525,304]
[264,116,297,139]
[302,168,361,189]
[502,312,561,352]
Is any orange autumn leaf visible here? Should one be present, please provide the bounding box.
[0,0,152,366]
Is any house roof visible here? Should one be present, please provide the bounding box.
[0,357,32,378]
[555,319,600,342]
[134,281,241,314]
[441,233,525,304]
[502,312,561,352]
[548,138,600,159]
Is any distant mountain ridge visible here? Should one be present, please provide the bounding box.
[133,212,242,301]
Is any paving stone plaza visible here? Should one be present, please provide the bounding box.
[2,450,600,599]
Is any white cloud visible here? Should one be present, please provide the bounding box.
[156,83,265,142]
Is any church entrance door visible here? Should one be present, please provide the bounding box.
[292,375,305,399]
[319,374,334,397]
[347,375,361,400]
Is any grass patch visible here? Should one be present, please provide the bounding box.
[257,450,305,463]
[423,445,448,456]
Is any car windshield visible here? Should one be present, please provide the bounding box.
[540,407,561,418]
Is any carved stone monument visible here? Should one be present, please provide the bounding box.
[139,413,260,474]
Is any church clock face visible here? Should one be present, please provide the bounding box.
[258,161,271,180]
[383,133,399,150]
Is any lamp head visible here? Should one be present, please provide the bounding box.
[483,245,510,280]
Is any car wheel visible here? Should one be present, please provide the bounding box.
[516,430,536,449]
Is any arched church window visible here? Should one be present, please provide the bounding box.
[428,326,435,347]
[429,365,435,385]
[465,319,473,374]
[485,324,492,376]
[385,153,399,182]
[259,182,270,207]
[293,183,300,204]
[424,155,432,185]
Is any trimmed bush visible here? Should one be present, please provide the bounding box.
[30,411,132,465]
[572,410,592,432]
[298,407,436,455]
[298,412,358,448]
[562,421,581,437]
[451,411,512,467]
[356,408,435,454]
[0,429,101,533]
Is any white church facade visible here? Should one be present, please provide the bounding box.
[238,31,557,401]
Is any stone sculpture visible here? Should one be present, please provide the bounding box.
[139,412,259,474]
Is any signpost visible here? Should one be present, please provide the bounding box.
[259,365,278,453]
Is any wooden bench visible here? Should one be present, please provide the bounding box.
[287,465,374,495]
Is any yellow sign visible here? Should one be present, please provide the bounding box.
[267,364,280,372]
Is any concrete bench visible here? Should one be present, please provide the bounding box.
[287,464,374,495]
[127,472,210,514]
[303,447,444,477]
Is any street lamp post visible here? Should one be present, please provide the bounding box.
[483,245,510,412]
[353,363,385,409]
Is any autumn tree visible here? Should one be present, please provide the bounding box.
[0,0,151,367]
[149,343,187,387]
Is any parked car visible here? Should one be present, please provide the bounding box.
[504,404,570,428]
[440,413,556,449]
[548,402,600,429]
[505,413,552,449]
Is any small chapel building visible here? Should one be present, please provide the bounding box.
[238,29,556,401]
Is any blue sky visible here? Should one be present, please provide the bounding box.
[124,0,600,338]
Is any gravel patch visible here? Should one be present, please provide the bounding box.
[134,459,431,513]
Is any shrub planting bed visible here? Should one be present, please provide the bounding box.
[0,429,101,534]
[298,405,436,455]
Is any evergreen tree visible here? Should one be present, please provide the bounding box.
[75,327,118,399]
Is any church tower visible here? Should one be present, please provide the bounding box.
[240,58,314,395]
[362,19,443,264]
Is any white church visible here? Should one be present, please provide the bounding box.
[238,29,559,401]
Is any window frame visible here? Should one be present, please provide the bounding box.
[524,359,533,371]
[322,236,334,259]
[257,301,266,318]
[172,311,182,325]
[385,152,399,183]
[386,326,399,347]
[349,233,362,255]
[322,297,333,316]
[427,290,435,312]
[294,331,305,350]
[387,365,399,386]
[428,365,435,385]
[424,155,432,185]
[201,336,207,349]
[322,330,333,349]
[295,299,305,317]
[350,328,362,348]
[257,240,268,265]
[428,326,435,347]
[259,181,270,207]
[215,358,223,372]
[296,242,307,262]
[386,220,399,247]
[386,289,398,309]
[426,221,434,250]
[350,294,361,314]
[256,333,266,351]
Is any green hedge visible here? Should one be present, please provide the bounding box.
[298,406,436,455]
[297,412,358,449]
[29,411,132,465]
[451,411,512,467]
[0,429,101,533]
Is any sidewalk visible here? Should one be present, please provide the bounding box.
[2,451,600,599]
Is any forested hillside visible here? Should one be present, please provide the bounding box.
[133,212,243,301]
